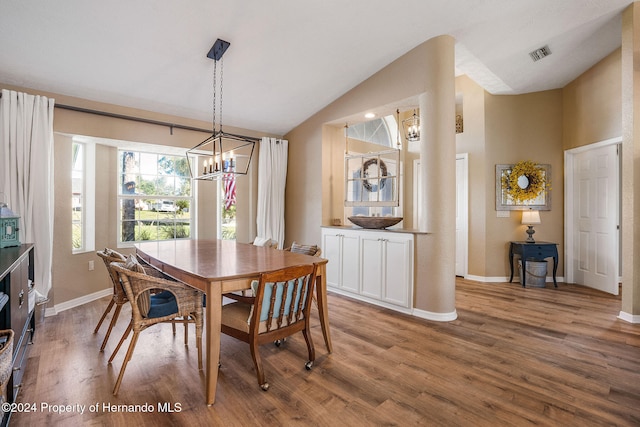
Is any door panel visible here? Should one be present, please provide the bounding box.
[572,144,618,294]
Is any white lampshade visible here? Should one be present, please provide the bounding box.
[521,210,541,225]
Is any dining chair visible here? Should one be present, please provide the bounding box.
[108,258,204,395]
[283,242,322,317]
[253,236,278,249]
[136,254,190,341]
[95,248,128,352]
[284,241,322,257]
[221,263,319,391]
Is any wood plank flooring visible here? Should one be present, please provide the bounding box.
[10,278,640,426]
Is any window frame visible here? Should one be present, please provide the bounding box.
[72,139,96,254]
[116,149,194,247]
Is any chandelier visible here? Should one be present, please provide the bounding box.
[188,39,258,180]
[402,109,420,142]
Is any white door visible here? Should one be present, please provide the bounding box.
[455,155,468,277]
[414,155,468,277]
[572,144,618,294]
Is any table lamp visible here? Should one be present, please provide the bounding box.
[521,209,541,243]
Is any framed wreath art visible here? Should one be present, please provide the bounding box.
[496,161,551,211]
[344,149,399,207]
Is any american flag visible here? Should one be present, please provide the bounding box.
[223,173,236,209]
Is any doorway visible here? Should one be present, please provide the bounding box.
[413,154,468,277]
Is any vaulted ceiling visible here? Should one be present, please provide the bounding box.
[0,0,632,135]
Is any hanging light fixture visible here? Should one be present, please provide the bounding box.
[396,109,401,148]
[402,109,420,142]
[187,39,258,180]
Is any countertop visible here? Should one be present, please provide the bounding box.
[321,225,430,235]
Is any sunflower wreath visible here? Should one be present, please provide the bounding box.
[502,160,547,204]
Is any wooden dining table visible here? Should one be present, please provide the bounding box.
[135,239,331,405]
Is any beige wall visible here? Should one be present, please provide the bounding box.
[1,83,272,307]
[563,49,622,150]
[455,75,487,276]
[484,90,565,277]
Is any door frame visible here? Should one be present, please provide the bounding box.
[564,136,621,286]
[455,153,469,278]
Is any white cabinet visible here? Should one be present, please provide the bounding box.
[360,232,413,307]
[322,229,360,294]
[322,227,413,312]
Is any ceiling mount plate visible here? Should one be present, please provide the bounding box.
[207,39,230,61]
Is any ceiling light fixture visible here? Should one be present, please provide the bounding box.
[403,109,420,142]
[187,39,258,180]
[364,112,376,119]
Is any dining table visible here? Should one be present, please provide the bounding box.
[135,239,331,405]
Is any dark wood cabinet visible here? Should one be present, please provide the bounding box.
[0,244,35,426]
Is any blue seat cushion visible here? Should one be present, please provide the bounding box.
[147,293,178,318]
[151,290,174,301]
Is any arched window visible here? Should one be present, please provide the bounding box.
[347,116,397,147]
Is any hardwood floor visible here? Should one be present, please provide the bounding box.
[10,278,640,426]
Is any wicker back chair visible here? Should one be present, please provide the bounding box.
[284,242,322,257]
[95,249,128,352]
[0,330,14,406]
[108,261,204,395]
[221,263,319,391]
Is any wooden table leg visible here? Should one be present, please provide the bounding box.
[315,264,333,353]
[205,283,222,405]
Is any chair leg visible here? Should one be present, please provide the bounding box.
[302,325,316,369]
[99,303,123,352]
[183,317,189,345]
[94,299,115,334]
[172,322,176,335]
[108,321,132,364]
[195,313,203,370]
[249,342,268,390]
[113,330,140,395]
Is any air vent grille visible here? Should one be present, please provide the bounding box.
[529,45,551,62]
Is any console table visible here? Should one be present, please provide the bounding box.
[508,241,558,287]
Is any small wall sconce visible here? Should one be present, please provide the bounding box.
[521,209,541,243]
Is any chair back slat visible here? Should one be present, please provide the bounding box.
[254,264,317,333]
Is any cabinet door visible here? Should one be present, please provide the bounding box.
[383,237,413,307]
[360,235,383,298]
[323,232,342,289]
[340,233,360,293]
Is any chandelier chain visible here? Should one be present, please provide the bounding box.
[219,57,224,132]
[212,58,217,133]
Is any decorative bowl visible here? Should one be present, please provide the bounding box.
[348,216,403,229]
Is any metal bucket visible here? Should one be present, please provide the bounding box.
[518,260,547,288]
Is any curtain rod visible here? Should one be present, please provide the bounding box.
[54,103,214,135]
[0,92,263,141]
[0,92,211,135]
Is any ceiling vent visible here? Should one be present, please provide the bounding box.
[529,45,551,62]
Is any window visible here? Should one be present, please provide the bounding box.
[345,115,401,218]
[118,150,193,244]
[72,139,95,253]
[219,174,236,240]
[347,116,397,147]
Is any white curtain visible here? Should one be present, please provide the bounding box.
[256,137,288,249]
[0,89,55,299]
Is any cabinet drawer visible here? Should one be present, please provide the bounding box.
[10,312,33,401]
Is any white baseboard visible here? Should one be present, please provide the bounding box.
[412,308,457,322]
[44,288,111,317]
[464,275,565,284]
[618,311,640,323]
